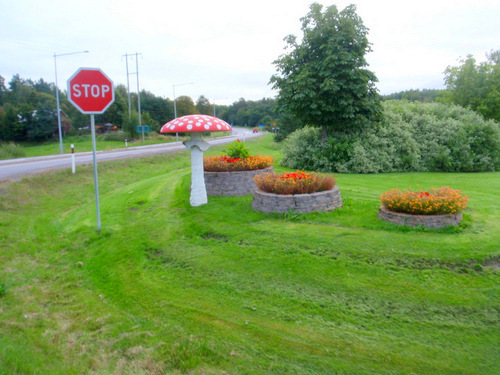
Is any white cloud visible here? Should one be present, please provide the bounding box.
[1,0,499,104]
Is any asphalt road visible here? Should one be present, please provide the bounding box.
[0,127,263,181]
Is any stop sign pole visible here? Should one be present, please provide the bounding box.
[67,67,115,232]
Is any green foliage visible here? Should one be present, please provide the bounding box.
[224,139,250,159]
[140,88,173,125]
[382,88,444,102]
[122,110,139,139]
[195,95,212,115]
[443,50,500,123]
[281,127,333,171]
[219,97,282,129]
[0,142,26,159]
[281,101,500,173]
[270,3,382,139]
[175,95,197,117]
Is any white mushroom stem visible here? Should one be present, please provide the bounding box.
[183,132,210,207]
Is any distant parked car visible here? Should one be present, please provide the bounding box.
[252,128,259,133]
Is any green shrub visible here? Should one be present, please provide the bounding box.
[281,127,334,171]
[225,140,250,159]
[0,142,26,159]
[100,132,128,142]
[281,101,500,173]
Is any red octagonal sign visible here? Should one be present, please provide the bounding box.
[67,67,114,114]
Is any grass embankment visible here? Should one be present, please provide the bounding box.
[0,134,498,374]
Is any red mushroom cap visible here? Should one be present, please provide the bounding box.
[160,115,232,133]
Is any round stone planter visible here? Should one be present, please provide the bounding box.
[252,186,343,214]
[204,166,273,197]
[377,206,463,228]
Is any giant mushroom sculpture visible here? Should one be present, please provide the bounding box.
[160,115,232,206]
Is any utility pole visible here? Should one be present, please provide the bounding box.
[124,54,131,117]
[53,50,89,153]
[123,52,143,140]
[135,52,142,141]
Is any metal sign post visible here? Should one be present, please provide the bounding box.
[90,114,101,231]
[67,67,114,233]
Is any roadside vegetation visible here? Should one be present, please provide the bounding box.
[1,135,498,374]
[281,101,500,173]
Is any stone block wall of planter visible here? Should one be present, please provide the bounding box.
[205,167,274,196]
[252,186,343,214]
[377,206,463,228]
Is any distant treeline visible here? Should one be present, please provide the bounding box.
[381,89,444,102]
[0,74,285,142]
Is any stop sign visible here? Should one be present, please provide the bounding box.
[67,68,114,114]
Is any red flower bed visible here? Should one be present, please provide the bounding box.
[254,170,336,195]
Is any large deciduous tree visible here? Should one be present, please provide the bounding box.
[443,50,500,123]
[270,3,381,141]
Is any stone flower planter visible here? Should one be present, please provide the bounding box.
[377,206,463,228]
[252,186,343,214]
[204,166,273,197]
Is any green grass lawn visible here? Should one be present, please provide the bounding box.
[0,134,498,374]
[19,133,183,158]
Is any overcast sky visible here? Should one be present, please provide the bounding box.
[1,0,499,105]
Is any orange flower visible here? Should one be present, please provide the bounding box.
[254,171,336,195]
[380,187,468,215]
[204,155,273,172]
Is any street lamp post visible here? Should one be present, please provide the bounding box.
[173,82,193,141]
[54,50,89,154]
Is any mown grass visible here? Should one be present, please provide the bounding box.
[0,134,498,374]
[18,133,182,158]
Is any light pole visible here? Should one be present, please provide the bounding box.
[173,82,193,141]
[54,50,89,154]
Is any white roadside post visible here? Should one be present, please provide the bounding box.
[160,115,232,207]
[67,67,115,233]
[71,144,76,174]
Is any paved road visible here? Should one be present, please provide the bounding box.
[0,127,263,181]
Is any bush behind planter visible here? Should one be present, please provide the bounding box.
[281,101,500,173]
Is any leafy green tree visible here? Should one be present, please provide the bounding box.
[7,75,37,105]
[0,103,26,141]
[141,89,173,125]
[97,84,127,126]
[26,104,57,140]
[443,50,500,123]
[0,75,7,105]
[196,95,212,115]
[382,89,444,102]
[122,110,139,139]
[141,111,160,132]
[270,3,381,142]
[175,95,196,117]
